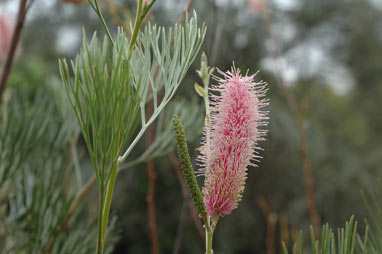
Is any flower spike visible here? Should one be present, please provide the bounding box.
[172,115,208,220]
[200,66,268,217]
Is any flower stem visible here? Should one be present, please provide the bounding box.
[127,0,157,56]
[88,0,114,47]
[97,185,105,254]
[206,219,214,254]
[100,162,119,248]
[128,0,143,53]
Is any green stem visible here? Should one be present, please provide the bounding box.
[128,0,144,53]
[202,74,211,163]
[203,94,210,117]
[202,77,210,116]
[100,162,119,247]
[88,0,114,47]
[206,220,214,254]
[127,0,157,56]
[97,185,105,254]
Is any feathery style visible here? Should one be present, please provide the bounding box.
[200,66,268,217]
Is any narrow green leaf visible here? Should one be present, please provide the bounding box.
[282,242,288,254]
[194,82,206,97]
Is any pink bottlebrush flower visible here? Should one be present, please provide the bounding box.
[0,13,13,61]
[249,0,266,14]
[200,66,268,217]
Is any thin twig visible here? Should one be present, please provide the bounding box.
[0,0,28,102]
[65,174,97,227]
[144,1,197,252]
[99,0,133,35]
[179,0,194,25]
[256,195,277,254]
[172,199,188,254]
[210,2,230,66]
[291,223,300,254]
[144,33,161,254]
[169,152,205,240]
[259,2,321,237]
[63,142,75,196]
[280,215,290,250]
[145,100,160,254]
[298,104,321,237]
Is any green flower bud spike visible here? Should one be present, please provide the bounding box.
[172,115,207,221]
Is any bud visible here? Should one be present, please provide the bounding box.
[172,115,208,220]
[197,52,213,86]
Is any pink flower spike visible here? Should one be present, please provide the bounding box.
[200,65,268,217]
[0,13,13,60]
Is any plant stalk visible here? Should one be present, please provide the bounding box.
[99,162,119,252]
[97,185,105,254]
[205,220,214,254]
[0,0,28,102]
[145,98,160,254]
[128,0,144,53]
[88,0,114,47]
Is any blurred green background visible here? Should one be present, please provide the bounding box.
[1,0,382,253]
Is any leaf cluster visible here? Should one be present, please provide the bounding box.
[283,216,372,254]
[360,187,382,254]
[121,11,206,162]
[59,12,206,190]
[0,86,116,253]
[59,29,141,189]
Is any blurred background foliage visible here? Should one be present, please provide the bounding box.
[0,0,382,253]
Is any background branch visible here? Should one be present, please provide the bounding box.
[0,0,28,102]
[172,200,187,254]
[259,2,321,237]
[144,1,197,253]
[145,101,159,254]
[209,2,229,66]
[169,152,205,240]
[256,195,277,254]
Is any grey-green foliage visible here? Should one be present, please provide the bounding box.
[282,216,368,254]
[59,12,206,189]
[0,91,49,186]
[122,97,204,169]
[120,11,206,162]
[0,86,116,253]
[59,29,141,188]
